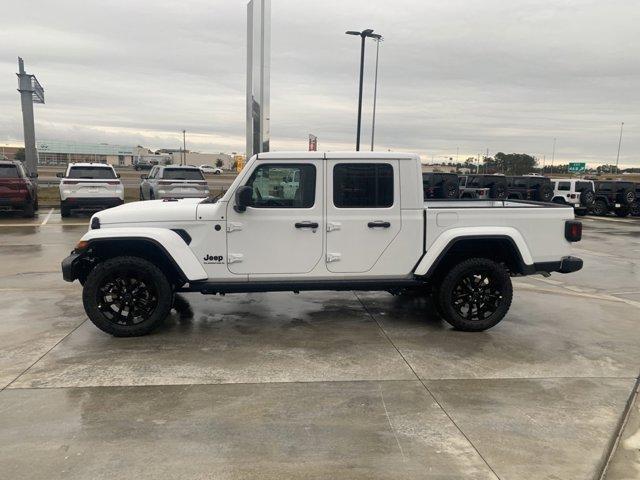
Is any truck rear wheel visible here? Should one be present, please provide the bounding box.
[436,258,513,332]
[82,256,173,336]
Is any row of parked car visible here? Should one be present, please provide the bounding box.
[0,160,213,217]
[423,172,639,217]
[1,157,638,219]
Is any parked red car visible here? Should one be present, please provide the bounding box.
[0,160,38,217]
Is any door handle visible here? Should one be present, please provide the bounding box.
[368,221,391,228]
[295,221,319,229]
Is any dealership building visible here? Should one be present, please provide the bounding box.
[36,140,142,166]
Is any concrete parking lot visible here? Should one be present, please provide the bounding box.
[0,211,639,479]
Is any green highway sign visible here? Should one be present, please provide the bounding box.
[568,162,586,173]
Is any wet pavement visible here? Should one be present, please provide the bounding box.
[0,210,639,479]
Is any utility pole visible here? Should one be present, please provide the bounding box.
[550,137,556,175]
[182,130,186,166]
[456,147,459,164]
[615,122,624,174]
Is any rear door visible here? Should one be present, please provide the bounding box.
[325,160,401,273]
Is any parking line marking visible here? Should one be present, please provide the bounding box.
[40,208,53,226]
[582,217,638,224]
[0,222,88,228]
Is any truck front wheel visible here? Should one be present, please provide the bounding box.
[82,256,173,336]
[436,258,513,332]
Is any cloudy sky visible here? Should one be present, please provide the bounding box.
[1,0,638,166]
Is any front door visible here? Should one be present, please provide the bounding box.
[226,161,323,275]
[325,160,401,273]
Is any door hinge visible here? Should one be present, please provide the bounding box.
[326,253,341,263]
[227,222,243,232]
[227,254,244,264]
[327,222,341,232]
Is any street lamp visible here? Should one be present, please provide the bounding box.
[346,29,379,151]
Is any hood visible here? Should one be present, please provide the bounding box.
[96,198,202,224]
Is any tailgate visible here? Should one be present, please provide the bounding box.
[62,179,120,196]
[161,180,208,195]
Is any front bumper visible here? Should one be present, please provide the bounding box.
[61,252,82,282]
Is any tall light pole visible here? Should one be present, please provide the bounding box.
[346,29,377,151]
[551,137,556,174]
[370,34,383,151]
[615,122,624,174]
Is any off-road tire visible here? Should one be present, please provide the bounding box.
[536,184,554,202]
[82,256,173,337]
[591,199,607,216]
[631,202,640,217]
[440,180,459,199]
[614,207,630,218]
[436,258,513,332]
[619,188,635,205]
[22,203,35,218]
[579,188,595,207]
[489,183,507,200]
[60,204,71,218]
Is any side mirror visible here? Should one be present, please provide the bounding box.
[234,185,254,212]
[29,172,38,179]
[140,174,148,180]
[56,172,64,178]
[116,173,121,178]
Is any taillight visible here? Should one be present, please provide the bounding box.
[569,194,576,199]
[565,220,582,242]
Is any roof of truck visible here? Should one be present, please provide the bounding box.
[255,151,420,160]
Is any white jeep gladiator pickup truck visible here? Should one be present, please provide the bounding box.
[62,152,583,337]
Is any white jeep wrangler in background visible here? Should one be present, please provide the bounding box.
[62,152,583,337]
[550,178,595,216]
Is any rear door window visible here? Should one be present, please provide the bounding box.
[575,181,591,191]
[0,165,19,178]
[333,163,394,208]
[558,182,571,191]
[162,168,205,180]
[67,166,116,179]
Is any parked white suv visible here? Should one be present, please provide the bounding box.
[200,165,223,174]
[63,151,583,337]
[58,163,124,217]
[550,179,595,216]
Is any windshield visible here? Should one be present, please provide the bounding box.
[67,166,116,179]
[163,168,204,180]
[0,165,19,178]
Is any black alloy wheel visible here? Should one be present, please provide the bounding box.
[97,274,158,326]
[437,258,513,331]
[82,256,173,336]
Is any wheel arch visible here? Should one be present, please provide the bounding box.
[72,229,207,285]
[414,230,533,279]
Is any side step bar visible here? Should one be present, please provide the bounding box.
[182,278,424,294]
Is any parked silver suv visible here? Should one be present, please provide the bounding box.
[139,165,209,200]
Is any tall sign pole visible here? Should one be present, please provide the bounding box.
[246,0,271,159]
[16,57,44,176]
